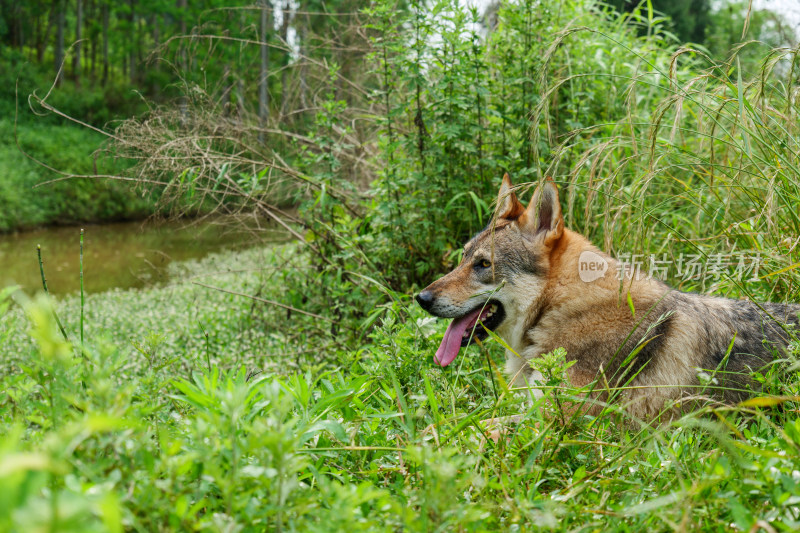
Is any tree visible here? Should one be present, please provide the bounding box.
[74,0,83,86]
[54,0,65,84]
[101,0,109,85]
[259,0,270,140]
[705,1,795,74]
[606,0,711,44]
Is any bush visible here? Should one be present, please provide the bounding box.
[0,118,160,231]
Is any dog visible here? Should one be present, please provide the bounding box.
[416,174,800,419]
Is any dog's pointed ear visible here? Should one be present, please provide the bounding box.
[497,173,525,220]
[519,177,564,246]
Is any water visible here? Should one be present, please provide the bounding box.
[0,218,290,295]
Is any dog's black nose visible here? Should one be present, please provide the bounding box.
[416,290,435,311]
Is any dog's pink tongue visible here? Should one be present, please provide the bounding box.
[435,309,481,367]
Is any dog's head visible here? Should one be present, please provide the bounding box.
[416,173,564,367]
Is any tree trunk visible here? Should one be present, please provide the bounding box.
[86,0,92,78]
[4,0,12,48]
[18,1,25,50]
[177,0,188,125]
[91,34,97,81]
[299,16,308,111]
[33,12,40,60]
[151,13,160,97]
[279,0,292,118]
[74,0,83,86]
[101,0,109,85]
[54,0,65,86]
[90,0,97,81]
[129,0,137,84]
[37,8,55,63]
[7,0,22,49]
[152,13,160,48]
[258,0,270,141]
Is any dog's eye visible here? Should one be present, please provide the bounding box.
[476,259,491,269]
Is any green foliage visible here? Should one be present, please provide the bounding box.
[297,0,673,295]
[0,47,160,232]
[1,0,375,232]
[293,0,799,314]
[2,247,800,530]
[3,0,800,530]
[606,0,712,43]
[704,1,794,76]
[0,47,147,126]
[0,118,156,231]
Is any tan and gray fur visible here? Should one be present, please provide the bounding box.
[417,174,800,419]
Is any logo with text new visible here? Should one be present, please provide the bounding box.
[579,250,608,282]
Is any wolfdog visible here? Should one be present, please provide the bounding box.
[416,174,800,418]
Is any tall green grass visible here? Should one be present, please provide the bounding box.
[1,243,800,530]
[533,24,800,303]
[3,0,800,530]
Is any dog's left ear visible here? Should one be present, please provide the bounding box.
[519,178,564,247]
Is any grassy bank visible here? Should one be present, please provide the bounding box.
[1,244,800,531]
[0,245,309,370]
[0,119,158,232]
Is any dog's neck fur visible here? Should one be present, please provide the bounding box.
[502,229,800,418]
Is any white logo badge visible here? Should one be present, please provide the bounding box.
[578,250,608,282]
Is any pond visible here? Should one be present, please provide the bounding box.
[0,217,291,295]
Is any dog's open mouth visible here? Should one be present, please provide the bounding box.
[435,300,505,367]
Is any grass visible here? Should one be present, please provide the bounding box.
[2,1,800,530]
[2,246,309,373]
[0,118,157,232]
[1,242,800,531]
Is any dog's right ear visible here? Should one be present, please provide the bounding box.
[519,178,564,247]
[497,173,524,220]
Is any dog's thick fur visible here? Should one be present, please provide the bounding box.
[417,174,800,419]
